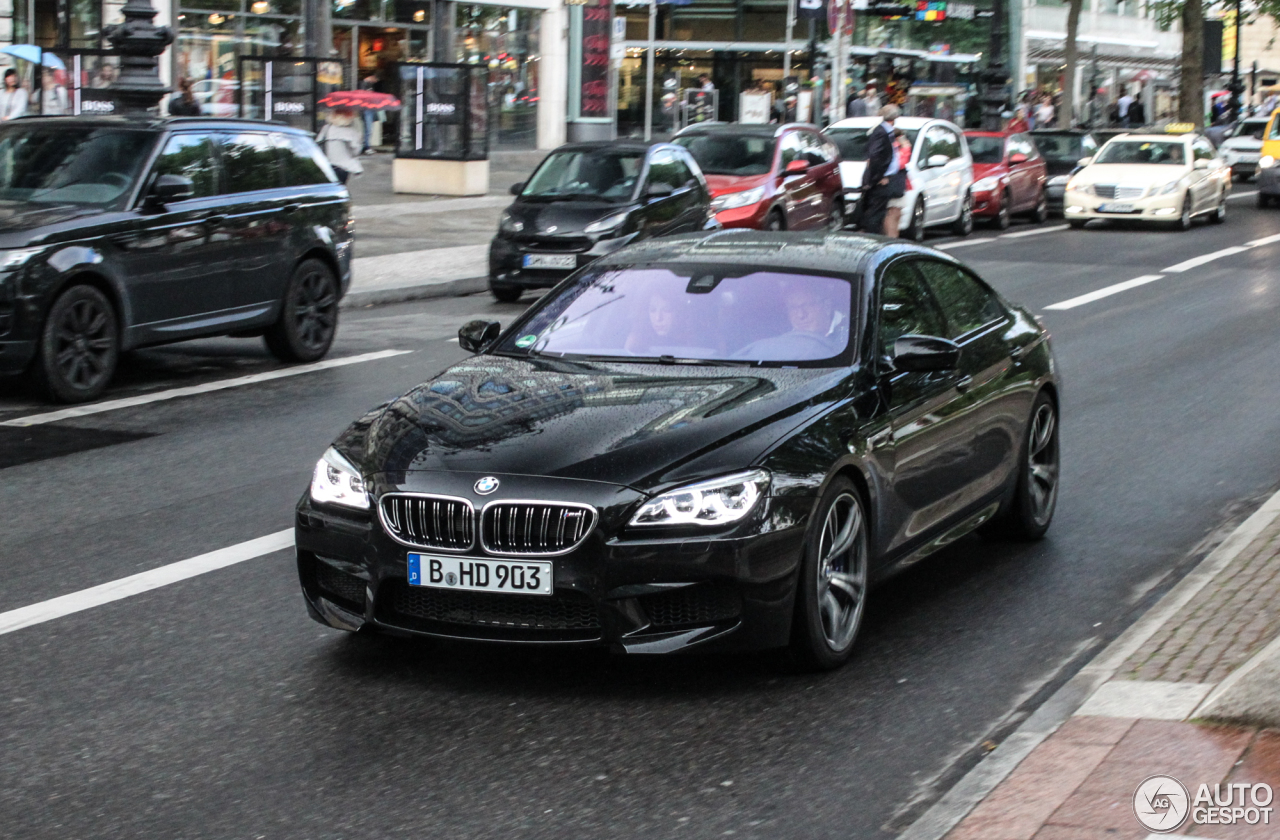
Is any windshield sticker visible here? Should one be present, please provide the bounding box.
[515,334,539,349]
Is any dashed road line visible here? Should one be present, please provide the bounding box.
[0,531,294,636]
[1044,275,1164,311]
[0,349,412,428]
[1162,245,1251,273]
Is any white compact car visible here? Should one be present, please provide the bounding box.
[1064,133,1230,230]
[825,116,975,240]
[1218,117,1269,180]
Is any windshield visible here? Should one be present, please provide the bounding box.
[521,150,644,202]
[0,126,155,209]
[1233,121,1267,140]
[826,127,919,161]
[672,134,776,176]
[496,265,854,366]
[966,135,1004,164]
[1094,140,1186,165]
[1032,133,1085,161]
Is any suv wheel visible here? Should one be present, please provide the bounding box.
[32,283,119,403]
[265,258,339,362]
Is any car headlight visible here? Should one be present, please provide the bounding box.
[0,247,43,270]
[1047,175,1070,187]
[310,447,369,510]
[583,210,630,234]
[629,469,770,527]
[1159,179,1182,195]
[711,186,766,212]
[1260,155,1276,169]
[972,176,1001,192]
[499,210,524,234]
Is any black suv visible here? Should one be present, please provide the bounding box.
[0,117,352,402]
[487,141,715,302]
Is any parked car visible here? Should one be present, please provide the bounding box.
[0,117,351,402]
[487,141,714,302]
[1257,111,1280,207]
[826,116,975,240]
[1218,116,1269,181]
[1065,133,1230,229]
[1030,129,1100,215]
[963,131,1049,228]
[672,122,845,231]
[297,229,1059,670]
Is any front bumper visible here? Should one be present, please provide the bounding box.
[488,233,635,290]
[972,189,1001,218]
[1257,166,1280,195]
[712,200,772,230]
[295,472,811,654]
[1045,182,1067,213]
[1228,159,1259,178]
[1062,188,1186,223]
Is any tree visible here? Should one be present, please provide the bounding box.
[1060,0,1085,127]
[1179,0,1205,123]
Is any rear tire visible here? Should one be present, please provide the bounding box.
[1258,193,1272,209]
[903,197,926,242]
[1068,219,1087,229]
[490,282,522,303]
[264,258,339,363]
[789,477,869,671]
[30,284,119,403]
[951,193,974,236]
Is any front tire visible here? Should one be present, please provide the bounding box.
[765,209,786,231]
[993,191,1012,229]
[1258,192,1272,209]
[31,284,119,403]
[265,258,339,363]
[951,193,974,236]
[1173,194,1193,231]
[1031,189,1049,223]
[986,391,1059,540]
[790,478,870,671]
[1210,191,1227,224]
[490,282,522,303]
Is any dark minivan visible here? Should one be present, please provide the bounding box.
[0,117,351,402]
[487,141,715,302]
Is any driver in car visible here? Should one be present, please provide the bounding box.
[736,283,847,360]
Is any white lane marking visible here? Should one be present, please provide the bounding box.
[936,238,996,250]
[1227,190,1258,200]
[0,530,294,636]
[1044,275,1164,311]
[0,349,412,428]
[1162,245,1251,273]
[1247,232,1280,247]
[1000,224,1070,239]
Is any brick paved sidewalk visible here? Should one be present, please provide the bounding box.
[935,500,1280,840]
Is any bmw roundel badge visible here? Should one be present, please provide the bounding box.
[474,476,500,495]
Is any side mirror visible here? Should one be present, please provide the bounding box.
[925,154,950,169]
[1009,153,1028,164]
[783,158,810,174]
[1193,158,1210,169]
[1077,156,1094,167]
[892,334,960,372]
[646,181,675,199]
[148,174,194,206]
[458,319,501,353]
[509,181,525,196]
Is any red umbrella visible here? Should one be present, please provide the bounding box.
[318,90,401,110]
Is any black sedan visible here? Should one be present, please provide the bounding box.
[297,231,1059,670]
[487,141,716,302]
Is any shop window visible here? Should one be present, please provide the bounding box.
[332,0,377,21]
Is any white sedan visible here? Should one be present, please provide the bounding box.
[825,116,975,239]
[1064,133,1230,230]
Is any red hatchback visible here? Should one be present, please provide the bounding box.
[673,123,845,231]
[963,131,1049,228]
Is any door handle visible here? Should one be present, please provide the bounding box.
[282,204,300,214]
[955,375,974,393]
[203,214,226,226]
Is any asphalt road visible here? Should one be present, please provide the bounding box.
[3,195,1280,840]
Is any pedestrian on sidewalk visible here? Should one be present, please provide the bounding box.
[318,109,364,184]
[360,71,378,154]
[167,77,201,116]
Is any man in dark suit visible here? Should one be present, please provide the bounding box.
[860,104,900,235]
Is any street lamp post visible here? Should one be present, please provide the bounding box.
[1227,0,1244,121]
[979,0,1007,130]
[104,0,174,115]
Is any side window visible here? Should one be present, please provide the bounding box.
[879,261,947,358]
[1012,135,1036,159]
[218,131,281,194]
[646,151,683,190]
[277,133,337,186]
[1193,141,1214,161]
[939,129,962,160]
[802,132,827,166]
[152,133,218,198]
[779,131,804,167]
[914,260,1006,339]
[668,155,697,188]
[922,126,958,162]
[1082,135,1099,156]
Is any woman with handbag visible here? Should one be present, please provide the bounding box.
[883,131,913,238]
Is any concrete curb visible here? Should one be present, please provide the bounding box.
[898,485,1280,840]
[341,275,487,308]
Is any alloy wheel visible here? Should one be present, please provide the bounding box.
[766,211,785,231]
[1178,196,1192,230]
[905,200,925,241]
[1025,402,1059,528]
[293,266,338,353]
[53,295,114,393]
[995,193,1011,229]
[814,492,868,652]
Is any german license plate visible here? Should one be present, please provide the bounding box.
[407,553,553,596]
[523,253,576,269]
[1097,203,1134,213]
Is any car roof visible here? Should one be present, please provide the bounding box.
[589,228,952,277]
[675,122,819,139]
[828,116,934,130]
[1031,128,1093,135]
[6,115,315,134]
[964,130,1011,138]
[1103,133,1195,144]
[552,140,663,153]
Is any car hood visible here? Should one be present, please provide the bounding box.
[337,354,851,494]
[0,202,105,240]
[703,173,771,197]
[1072,163,1191,186]
[1221,137,1263,152]
[972,162,1008,180]
[506,199,635,235]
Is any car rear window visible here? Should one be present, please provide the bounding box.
[826,127,919,161]
[673,134,776,176]
[966,135,1004,164]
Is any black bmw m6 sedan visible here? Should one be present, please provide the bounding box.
[296,230,1059,670]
